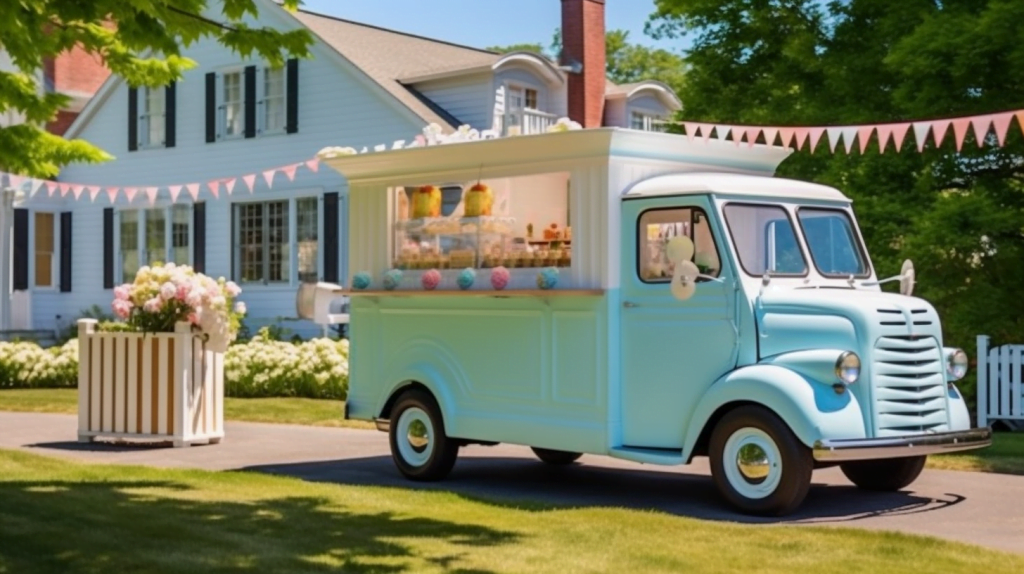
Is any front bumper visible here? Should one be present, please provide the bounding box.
[812,427,992,462]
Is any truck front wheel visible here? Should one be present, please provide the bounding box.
[709,405,813,516]
[388,389,459,481]
[840,456,926,491]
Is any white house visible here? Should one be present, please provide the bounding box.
[10,0,681,337]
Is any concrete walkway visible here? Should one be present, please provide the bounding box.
[1,411,1022,555]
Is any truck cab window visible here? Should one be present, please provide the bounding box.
[638,207,721,283]
[798,208,868,276]
[724,203,807,276]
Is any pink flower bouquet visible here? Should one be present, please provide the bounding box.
[111,262,246,352]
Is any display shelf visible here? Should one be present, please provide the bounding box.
[344,289,604,298]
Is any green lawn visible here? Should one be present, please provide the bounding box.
[1,449,1020,573]
[0,388,373,430]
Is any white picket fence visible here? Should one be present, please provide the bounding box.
[977,335,1024,428]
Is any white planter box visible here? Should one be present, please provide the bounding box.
[76,319,225,447]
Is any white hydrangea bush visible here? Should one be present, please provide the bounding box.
[0,340,78,388]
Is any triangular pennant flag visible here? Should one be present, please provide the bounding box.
[30,179,44,196]
[145,187,159,205]
[713,125,732,141]
[9,175,24,189]
[840,126,859,154]
[991,112,1015,147]
[225,178,237,195]
[46,181,58,196]
[891,123,911,153]
[124,187,138,202]
[912,122,932,152]
[106,187,119,202]
[1017,111,1024,138]
[857,125,875,154]
[826,127,844,153]
[682,122,698,141]
[762,127,779,147]
[243,174,256,192]
[745,127,763,146]
[951,117,972,151]
[262,169,276,187]
[59,183,70,196]
[970,115,992,148]
[304,158,320,172]
[186,183,200,200]
[778,128,796,149]
[87,186,100,202]
[71,185,84,199]
[793,128,811,151]
[168,185,183,202]
[875,124,894,154]
[282,164,298,181]
[931,119,952,148]
[808,128,825,153]
[207,180,219,199]
[692,123,712,142]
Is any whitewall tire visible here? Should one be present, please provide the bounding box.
[388,389,459,481]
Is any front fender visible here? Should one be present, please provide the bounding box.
[682,364,867,460]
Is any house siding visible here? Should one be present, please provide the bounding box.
[52,4,422,337]
[413,73,492,130]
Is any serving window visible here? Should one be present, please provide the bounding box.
[638,207,721,282]
[391,172,572,271]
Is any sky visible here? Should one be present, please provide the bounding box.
[297,0,687,53]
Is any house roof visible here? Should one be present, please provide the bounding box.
[289,9,501,129]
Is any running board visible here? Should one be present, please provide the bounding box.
[608,446,684,466]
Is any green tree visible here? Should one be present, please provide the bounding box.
[647,0,1024,402]
[0,1,313,178]
[487,29,686,94]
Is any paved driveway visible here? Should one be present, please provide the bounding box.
[1,411,1022,554]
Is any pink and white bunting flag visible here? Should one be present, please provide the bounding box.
[875,124,894,153]
[825,127,844,153]
[29,179,44,196]
[124,187,138,202]
[243,174,257,192]
[145,187,159,205]
[225,178,237,195]
[839,127,858,154]
[682,122,698,141]
[857,125,875,154]
[262,169,277,188]
[72,185,84,199]
[970,115,992,149]
[207,180,219,199]
[931,119,952,148]
[991,112,1015,147]
[912,121,932,152]
[168,185,183,202]
[304,158,320,173]
[951,117,972,151]
[778,127,796,149]
[106,187,119,203]
[891,123,911,153]
[762,127,779,147]
[808,127,826,153]
[282,163,299,181]
[59,183,70,197]
[45,181,58,196]
[87,186,100,202]
[186,183,201,201]
[713,125,733,141]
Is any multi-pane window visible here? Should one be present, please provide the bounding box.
[33,212,55,288]
[223,71,244,137]
[119,206,191,283]
[233,198,319,284]
[631,111,665,132]
[524,88,538,109]
[263,67,286,133]
[142,87,166,147]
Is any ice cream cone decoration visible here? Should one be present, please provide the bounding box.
[412,185,442,218]
[464,182,494,217]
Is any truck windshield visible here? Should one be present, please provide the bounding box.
[723,204,807,276]
[797,208,868,276]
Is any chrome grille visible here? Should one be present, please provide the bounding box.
[872,335,949,437]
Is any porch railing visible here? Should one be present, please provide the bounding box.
[502,109,557,136]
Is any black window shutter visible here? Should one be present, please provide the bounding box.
[244,65,256,138]
[323,192,339,283]
[193,202,206,273]
[12,209,28,290]
[165,82,176,148]
[103,208,114,289]
[59,212,72,292]
[128,87,138,151]
[286,58,299,134]
[205,72,216,143]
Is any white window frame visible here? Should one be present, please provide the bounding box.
[115,204,194,284]
[230,191,323,289]
[140,86,166,148]
[218,67,246,140]
[258,65,288,136]
[29,211,58,291]
[629,109,666,132]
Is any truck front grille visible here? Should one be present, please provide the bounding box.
[872,335,949,437]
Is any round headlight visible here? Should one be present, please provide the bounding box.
[835,351,861,385]
[947,348,968,381]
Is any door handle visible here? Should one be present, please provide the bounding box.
[623,301,639,308]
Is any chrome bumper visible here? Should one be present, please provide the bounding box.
[374,418,390,433]
[812,427,992,462]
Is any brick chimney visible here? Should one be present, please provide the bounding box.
[561,0,606,128]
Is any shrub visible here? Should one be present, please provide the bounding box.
[0,340,78,388]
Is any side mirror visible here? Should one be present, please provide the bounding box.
[900,259,915,297]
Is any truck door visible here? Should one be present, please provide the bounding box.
[618,196,737,449]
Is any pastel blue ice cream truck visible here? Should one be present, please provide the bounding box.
[317,127,991,516]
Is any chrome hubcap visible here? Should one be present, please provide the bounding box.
[396,407,434,466]
[736,443,770,484]
[722,427,783,500]
[407,419,429,452]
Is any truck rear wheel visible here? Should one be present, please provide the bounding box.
[531,447,582,465]
[388,389,459,481]
[709,405,813,516]
[840,456,926,491]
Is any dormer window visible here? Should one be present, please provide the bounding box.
[631,111,665,132]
